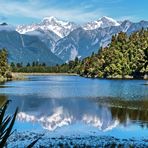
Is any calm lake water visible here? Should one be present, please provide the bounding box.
[0,75,148,139]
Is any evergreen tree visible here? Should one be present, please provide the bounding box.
[26,63,31,67]
[73,29,148,79]
[0,48,11,80]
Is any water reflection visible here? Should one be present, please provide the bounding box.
[0,95,7,107]
[15,97,119,131]
[2,94,147,134]
[0,76,148,139]
[97,97,148,125]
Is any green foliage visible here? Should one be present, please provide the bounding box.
[74,29,148,79]
[0,100,40,147]
[0,100,18,147]
[11,59,80,73]
[0,49,11,82]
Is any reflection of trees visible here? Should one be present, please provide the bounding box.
[0,95,7,107]
[97,98,148,128]
[111,106,148,125]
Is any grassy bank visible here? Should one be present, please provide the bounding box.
[0,72,77,83]
[12,72,77,76]
[11,73,27,80]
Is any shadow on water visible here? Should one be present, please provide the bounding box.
[96,97,148,127]
[0,95,7,107]
[110,106,148,128]
[0,85,13,88]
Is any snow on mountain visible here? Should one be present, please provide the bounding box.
[16,16,78,38]
[0,29,63,65]
[55,20,148,62]
[83,16,120,30]
[120,20,133,32]
[16,24,39,34]
[2,16,148,64]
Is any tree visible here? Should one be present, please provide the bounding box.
[32,61,35,67]
[10,62,15,68]
[74,29,148,79]
[42,62,46,67]
[16,63,22,68]
[26,63,31,67]
[0,49,10,77]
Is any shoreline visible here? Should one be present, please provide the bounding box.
[81,74,148,80]
[11,72,148,80]
[1,73,78,83]
[12,72,78,76]
[0,72,146,82]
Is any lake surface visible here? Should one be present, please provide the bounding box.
[0,75,148,140]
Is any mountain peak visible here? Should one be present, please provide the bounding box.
[42,16,69,27]
[100,16,113,20]
[43,16,56,20]
[17,16,78,38]
[83,16,120,30]
[100,16,118,23]
[42,16,58,23]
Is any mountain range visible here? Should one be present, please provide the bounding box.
[0,16,148,65]
[0,24,63,65]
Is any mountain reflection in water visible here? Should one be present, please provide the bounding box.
[0,76,147,139]
[2,95,147,133]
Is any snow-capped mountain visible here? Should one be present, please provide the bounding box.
[1,16,148,65]
[0,24,63,65]
[25,28,60,53]
[16,16,78,38]
[83,16,120,30]
[54,20,148,62]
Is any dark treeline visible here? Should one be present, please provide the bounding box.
[11,61,71,73]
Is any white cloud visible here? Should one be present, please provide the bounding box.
[116,15,138,22]
[91,0,123,4]
[0,0,105,23]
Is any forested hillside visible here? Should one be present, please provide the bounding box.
[73,28,148,79]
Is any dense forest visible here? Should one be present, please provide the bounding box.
[72,28,148,79]
[8,28,148,79]
[0,49,11,82]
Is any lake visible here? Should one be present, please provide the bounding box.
[0,75,148,146]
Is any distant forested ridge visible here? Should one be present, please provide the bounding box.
[11,61,69,73]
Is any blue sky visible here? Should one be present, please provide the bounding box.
[0,0,147,25]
